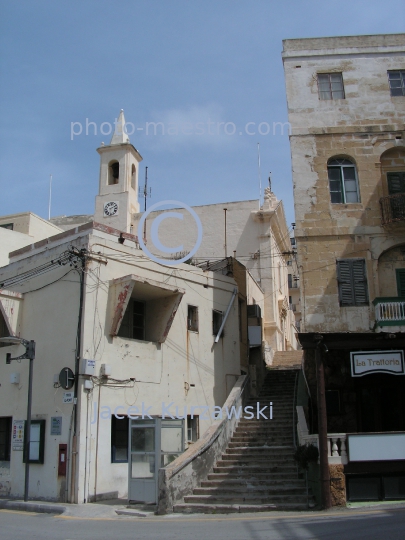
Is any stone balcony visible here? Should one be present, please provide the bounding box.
[373,297,405,329]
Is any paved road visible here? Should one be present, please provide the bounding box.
[1,507,404,540]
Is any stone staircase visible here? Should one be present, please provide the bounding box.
[174,369,314,513]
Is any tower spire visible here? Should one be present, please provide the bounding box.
[110,109,130,145]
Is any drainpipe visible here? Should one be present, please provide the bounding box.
[315,334,331,510]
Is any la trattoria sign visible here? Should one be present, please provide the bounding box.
[350,350,405,377]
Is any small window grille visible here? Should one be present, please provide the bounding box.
[187,305,198,332]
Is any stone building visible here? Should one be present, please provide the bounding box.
[283,34,405,505]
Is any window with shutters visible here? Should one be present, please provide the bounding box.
[328,158,360,203]
[337,259,369,307]
[396,269,405,298]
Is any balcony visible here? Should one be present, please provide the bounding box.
[380,193,405,225]
[373,297,405,327]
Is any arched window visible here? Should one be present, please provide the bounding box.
[327,158,359,203]
[108,160,119,185]
[131,164,136,190]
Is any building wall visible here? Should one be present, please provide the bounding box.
[283,34,405,333]
[0,227,241,502]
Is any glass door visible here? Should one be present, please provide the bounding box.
[128,419,158,504]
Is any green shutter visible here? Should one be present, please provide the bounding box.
[397,269,405,298]
[387,172,405,195]
[337,259,368,306]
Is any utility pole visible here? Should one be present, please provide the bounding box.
[315,335,332,509]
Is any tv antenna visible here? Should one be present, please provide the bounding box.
[139,166,151,241]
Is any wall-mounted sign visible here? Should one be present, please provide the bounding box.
[51,416,62,435]
[63,391,74,404]
[59,367,75,390]
[350,350,404,377]
[12,420,24,451]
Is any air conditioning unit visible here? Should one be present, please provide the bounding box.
[247,304,261,319]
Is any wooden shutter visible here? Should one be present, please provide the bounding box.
[387,172,405,195]
[337,259,368,306]
[352,260,368,305]
[337,260,354,306]
[397,269,405,298]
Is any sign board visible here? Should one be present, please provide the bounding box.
[350,350,404,377]
[12,420,24,451]
[348,433,405,461]
[63,391,74,404]
[50,416,62,435]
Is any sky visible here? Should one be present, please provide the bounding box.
[0,0,404,227]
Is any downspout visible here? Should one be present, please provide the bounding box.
[215,288,238,343]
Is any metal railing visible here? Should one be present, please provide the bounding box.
[380,193,405,225]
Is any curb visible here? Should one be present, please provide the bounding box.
[0,499,66,515]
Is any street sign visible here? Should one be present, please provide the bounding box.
[63,391,74,404]
[12,420,24,451]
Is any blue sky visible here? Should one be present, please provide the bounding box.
[1,0,404,227]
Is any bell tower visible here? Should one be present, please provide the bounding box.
[94,110,142,233]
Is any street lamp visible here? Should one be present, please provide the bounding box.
[0,336,35,502]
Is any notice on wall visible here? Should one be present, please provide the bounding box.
[50,416,62,436]
[12,420,24,451]
[350,350,404,377]
[63,391,74,404]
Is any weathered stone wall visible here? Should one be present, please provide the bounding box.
[283,34,405,333]
[329,464,346,506]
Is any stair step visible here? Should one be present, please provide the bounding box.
[173,502,311,514]
[184,494,308,504]
[193,486,306,495]
[207,472,301,481]
[201,478,305,487]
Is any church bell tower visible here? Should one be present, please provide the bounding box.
[94,110,142,233]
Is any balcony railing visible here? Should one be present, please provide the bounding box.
[373,297,405,326]
[380,193,405,225]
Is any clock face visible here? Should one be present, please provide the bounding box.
[104,201,119,217]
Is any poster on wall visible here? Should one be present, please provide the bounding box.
[350,350,404,377]
[12,420,24,451]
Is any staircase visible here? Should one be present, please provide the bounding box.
[174,369,314,513]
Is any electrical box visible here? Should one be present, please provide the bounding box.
[81,358,96,376]
[100,363,112,377]
[84,380,94,390]
[10,373,20,384]
[58,444,67,476]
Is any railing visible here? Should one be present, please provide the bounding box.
[373,297,405,326]
[296,405,348,465]
[380,193,405,225]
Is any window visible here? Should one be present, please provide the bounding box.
[108,160,119,185]
[212,310,223,336]
[111,416,129,463]
[337,259,369,307]
[326,390,341,415]
[23,420,45,464]
[317,73,345,100]
[187,415,199,443]
[328,158,360,203]
[397,269,405,298]
[0,417,11,462]
[131,164,136,190]
[118,299,145,340]
[388,71,405,97]
[0,223,13,230]
[0,311,10,348]
[187,305,198,332]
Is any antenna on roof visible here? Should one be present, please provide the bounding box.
[139,166,151,241]
[257,143,262,209]
[48,174,52,220]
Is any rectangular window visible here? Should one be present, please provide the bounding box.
[111,416,129,463]
[212,310,223,336]
[388,71,405,97]
[0,223,14,230]
[337,259,369,307]
[326,390,341,415]
[187,305,198,332]
[118,299,145,340]
[396,269,405,298]
[23,420,45,464]
[187,415,199,443]
[317,73,345,100]
[0,311,10,348]
[0,417,12,462]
